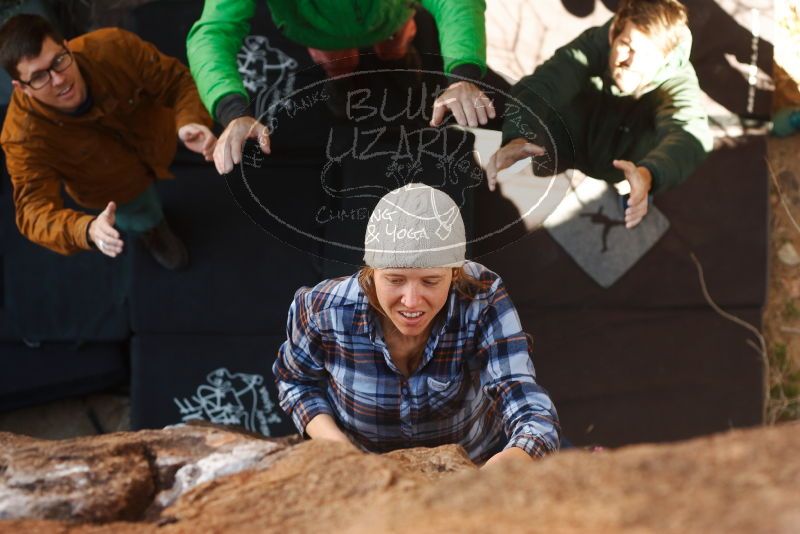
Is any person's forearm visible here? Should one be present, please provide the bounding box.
[305,413,351,443]
[481,446,533,470]
[18,203,94,254]
[447,63,484,84]
[421,0,487,77]
[642,86,713,194]
[638,131,709,194]
[214,93,251,127]
[186,0,255,119]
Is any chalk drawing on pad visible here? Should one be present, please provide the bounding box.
[237,35,298,126]
[173,367,284,437]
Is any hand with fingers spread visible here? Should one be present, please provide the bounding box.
[88,201,124,257]
[613,159,653,229]
[485,137,546,191]
[430,81,496,128]
[178,123,217,162]
[213,116,270,175]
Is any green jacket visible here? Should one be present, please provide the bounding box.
[502,19,713,194]
[187,0,487,120]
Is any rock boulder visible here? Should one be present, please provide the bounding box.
[0,422,798,533]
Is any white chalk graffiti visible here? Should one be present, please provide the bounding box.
[173,367,283,436]
[237,35,298,125]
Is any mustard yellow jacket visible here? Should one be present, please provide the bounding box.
[1,28,212,255]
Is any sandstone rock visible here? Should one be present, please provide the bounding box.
[153,439,287,511]
[1,422,798,533]
[778,242,800,266]
[383,443,476,480]
[0,433,154,522]
[344,423,800,534]
[0,423,294,523]
[159,440,476,532]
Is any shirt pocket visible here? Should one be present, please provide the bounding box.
[424,371,471,420]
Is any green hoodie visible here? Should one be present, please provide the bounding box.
[502,19,713,194]
[187,0,487,120]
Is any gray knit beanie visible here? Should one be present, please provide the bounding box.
[363,184,466,268]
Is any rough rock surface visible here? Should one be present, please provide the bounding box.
[0,423,296,522]
[0,423,798,533]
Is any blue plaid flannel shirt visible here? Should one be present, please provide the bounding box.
[273,261,560,462]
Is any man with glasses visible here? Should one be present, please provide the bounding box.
[0,14,215,269]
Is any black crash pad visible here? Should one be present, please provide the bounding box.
[128,162,322,336]
[475,136,768,310]
[521,306,764,446]
[0,342,128,412]
[0,115,129,343]
[130,334,294,437]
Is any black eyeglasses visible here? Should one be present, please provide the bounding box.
[19,49,73,90]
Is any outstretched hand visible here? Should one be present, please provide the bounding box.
[213,116,270,175]
[430,81,496,128]
[178,123,217,161]
[88,201,124,257]
[612,159,652,228]
[486,138,546,191]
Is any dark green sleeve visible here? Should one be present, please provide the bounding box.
[638,65,713,194]
[502,21,610,146]
[421,0,487,76]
